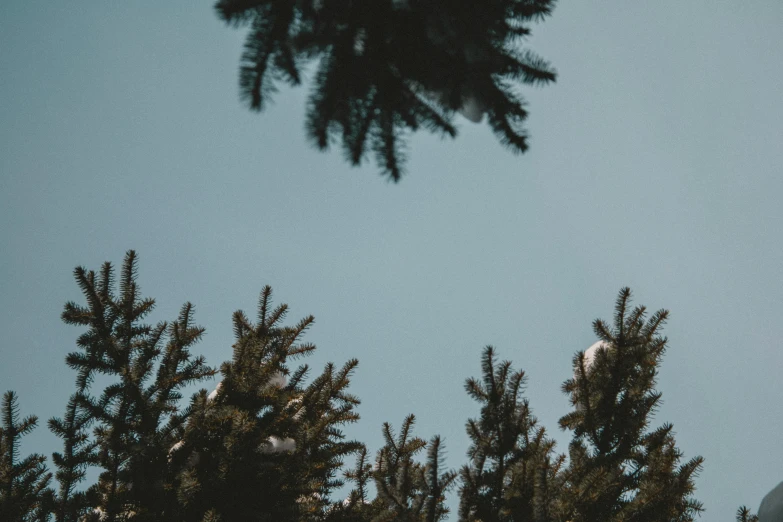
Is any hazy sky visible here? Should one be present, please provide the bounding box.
[2,0,782,517]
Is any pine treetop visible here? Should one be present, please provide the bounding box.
[0,391,54,522]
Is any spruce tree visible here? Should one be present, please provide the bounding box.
[370,415,456,522]
[0,391,54,522]
[326,447,381,521]
[1,253,751,520]
[736,506,759,522]
[173,285,365,521]
[47,394,98,522]
[558,288,704,522]
[458,346,561,522]
[215,0,557,180]
[59,251,216,521]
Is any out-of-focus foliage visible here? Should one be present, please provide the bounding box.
[215,0,557,180]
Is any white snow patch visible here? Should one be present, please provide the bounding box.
[458,96,485,123]
[574,340,610,381]
[168,440,184,458]
[209,374,285,398]
[207,381,222,402]
[287,396,305,421]
[343,495,370,507]
[421,88,486,123]
[759,481,783,522]
[91,505,137,520]
[353,29,366,55]
[297,492,322,504]
[269,371,287,388]
[169,440,200,467]
[573,341,611,412]
[262,436,296,453]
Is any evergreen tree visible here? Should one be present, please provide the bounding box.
[370,415,456,522]
[59,251,216,521]
[1,252,754,521]
[0,391,54,522]
[215,0,557,180]
[736,506,759,522]
[458,346,561,522]
[173,285,365,521]
[327,447,381,521]
[47,394,98,522]
[558,288,704,522]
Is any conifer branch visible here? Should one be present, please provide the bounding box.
[219,0,557,179]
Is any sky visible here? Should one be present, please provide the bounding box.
[2,0,782,518]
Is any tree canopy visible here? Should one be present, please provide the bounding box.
[1,252,761,520]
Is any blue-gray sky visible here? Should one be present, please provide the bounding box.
[2,0,782,517]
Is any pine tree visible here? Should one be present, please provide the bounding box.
[173,285,365,521]
[327,447,381,521]
[59,251,216,521]
[215,0,557,180]
[0,252,748,521]
[736,506,759,522]
[459,346,561,522]
[558,288,704,522]
[369,415,456,522]
[0,391,54,522]
[421,436,458,522]
[47,394,98,522]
